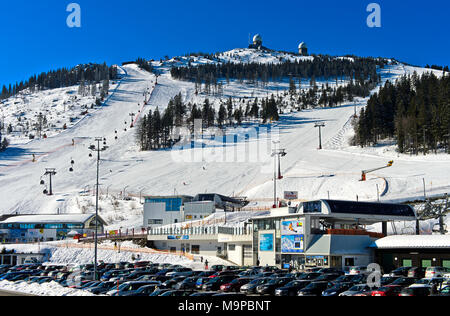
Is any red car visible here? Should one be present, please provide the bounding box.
[220,278,253,293]
[208,271,236,279]
[371,285,403,296]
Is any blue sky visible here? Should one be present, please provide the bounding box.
[1,0,448,87]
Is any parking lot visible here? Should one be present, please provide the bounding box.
[0,262,449,297]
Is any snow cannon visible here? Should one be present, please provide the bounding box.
[361,160,394,182]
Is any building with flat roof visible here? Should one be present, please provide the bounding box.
[372,235,450,273]
[251,200,417,270]
[0,214,107,243]
[143,194,249,229]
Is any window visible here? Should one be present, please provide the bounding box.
[443,260,450,269]
[148,219,163,225]
[402,259,413,267]
[422,260,432,268]
[345,258,355,267]
[303,201,322,213]
[191,246,200,255]
[228,244,236,251]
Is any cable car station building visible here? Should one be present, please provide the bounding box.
[251,200,417,270]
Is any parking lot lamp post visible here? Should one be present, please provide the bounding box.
[89,138,108,281]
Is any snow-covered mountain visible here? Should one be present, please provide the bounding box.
[0,48,448,230]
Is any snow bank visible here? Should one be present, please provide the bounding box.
[0,280,96,296]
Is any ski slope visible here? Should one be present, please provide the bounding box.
[0,49,448,226]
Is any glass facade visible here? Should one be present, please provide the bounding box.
[1,223,84,229]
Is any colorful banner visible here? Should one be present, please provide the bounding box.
[281,220,304,236]
[259,233,274,252]
[281,235,305,254]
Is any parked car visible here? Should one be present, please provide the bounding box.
[275,280,312,296]
[399,287,431,297]
[119,284,160,296]
[389,277,419,288]
[339,284,373,296]
[220,278,253,293]
[314,273,342,282]
[348,266,369,275]
[174,277,199,290]
[240,278,272,295]
[425,267,450,278]
[409,277,446,290]
[161,276,187,289]
[297,281,331,296]
[159,290,194,297]
[390,267,412,277]
[203,275,236,291]
[107,281,160,296]
[371,285,403,296]
[256,277,293,295]
[166,267,193,277]
[431,286,450,296]
[408,267,427,279]
[87,281,116,295]
[322,282,353,297]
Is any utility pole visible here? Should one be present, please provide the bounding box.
[89,138,108,281]
[315,122,326,150]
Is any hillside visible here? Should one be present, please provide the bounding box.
[0,48,448,230]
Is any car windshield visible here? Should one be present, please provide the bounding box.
[304,282,323,290]
[118,283,132,291]
[415,279,430,285]
[328,284,345,291]
[266,278,282,285]
[286,281,303,287]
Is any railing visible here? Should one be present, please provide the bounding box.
[148,225,251,237]
[326,229,385,239]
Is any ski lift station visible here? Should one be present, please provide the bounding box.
[144,199,430,269]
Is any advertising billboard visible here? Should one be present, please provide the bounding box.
[281,220,305,253]
[281,235,305,253]
[259,233,274,252]
[281,220,304,236]
[284,191,299,200]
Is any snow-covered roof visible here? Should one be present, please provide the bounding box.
[372,235,450,249]
[0,214,100,225]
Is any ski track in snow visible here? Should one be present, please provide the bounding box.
[0,50,448,220]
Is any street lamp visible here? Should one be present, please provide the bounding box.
[89,137,109,281]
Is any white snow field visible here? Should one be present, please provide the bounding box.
[0,49,448,223]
